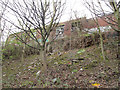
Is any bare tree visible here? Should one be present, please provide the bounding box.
[68,9,86,50]
[89,2,106,61]
[0,0,8,89]
[0,0,7,59]
[92,15,106,61]
[72,11,85,34]
[1,0,65,71]
[84,0,120,59]
[109,1,120,59]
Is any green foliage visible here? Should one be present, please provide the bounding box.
[2,43,39,60]
[2,44,22,60]
[77,49,85,54]
[21,80,34,87]
[72,69,78,73]
[84,34,91,37]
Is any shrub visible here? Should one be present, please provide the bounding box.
[2,44,40,60]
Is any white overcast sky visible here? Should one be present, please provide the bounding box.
[3,0,92,32]
[60,0,89,22]
[2,0,89,41]
[61,0,119,22]
[5,0,91,23]
[3,0,115,24]
[1,0,117,41]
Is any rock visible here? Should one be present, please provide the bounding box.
[30,62,34,65]
[54,62,58,65]
[80,68,83,71]
[19,72,21,74]
[3,74,6,77]
[28,66,34,69]
[22,76,29,79]
[106,50,110,54]
[11,68,14,70]
[52,78,57,83]
[36,70,41,76]
[58,52,62,56]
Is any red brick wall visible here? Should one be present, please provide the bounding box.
[36,14,116,40]
[63,21,71,37]
[97,17,109,27]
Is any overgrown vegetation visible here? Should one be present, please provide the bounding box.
[2,32,102,60]
[2,31,118,88]
[1,0,119,89]
[2,44,39,60]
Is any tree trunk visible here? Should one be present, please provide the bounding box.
[43,48,47,70]
[99,29,106,61]
[0,18,2,61]
[117,17,120,87]
[41,44,47,72]
[70,32,72,50]
[0,32,2,62]
[94,15,106,61]
[21,44,25,62]
[92,14,106,61]
[116,31,120,59]
[117,18,120,59]
[0,19,2,63]
[0,18,2,90]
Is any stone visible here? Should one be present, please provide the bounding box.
[28,66,34,69]
[22,76,29,79]
[80,68,83,71]
[106,50,110,54]
[30,62,34,65]
[36,70,41,76]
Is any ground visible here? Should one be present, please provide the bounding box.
[2,44,119,88]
